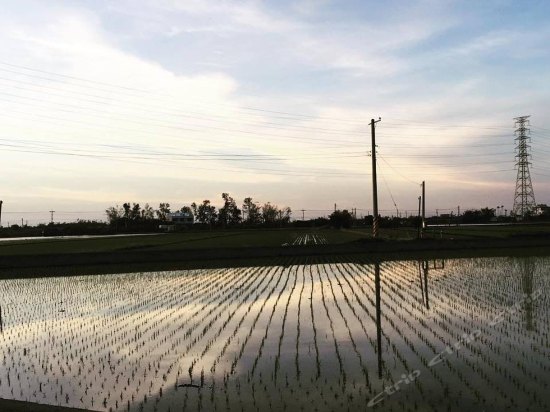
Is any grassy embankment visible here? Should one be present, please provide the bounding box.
[1,225,550,278]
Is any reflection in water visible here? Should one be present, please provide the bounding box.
[0,257,548,411]
[422,261,430,310]
[417,259,446,310]
[374,262,382,379]
[520,257,535,331]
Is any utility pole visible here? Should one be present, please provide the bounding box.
[301,209,305,221]
[370,117,382,238]
[49,210,55,224]
[421,181,425,238]
[0,200,3,228]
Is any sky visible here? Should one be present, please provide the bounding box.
[0,0,549,224]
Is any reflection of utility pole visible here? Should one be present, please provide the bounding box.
[374,262,383,378]
[49,210,55,224]
[418,262,425,304]
[422,260,430,310]
[521,258,535,331]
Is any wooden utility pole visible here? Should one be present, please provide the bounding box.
[370,117,381,238]
[0,200,3,227]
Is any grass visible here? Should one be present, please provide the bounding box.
[0,228,365,256]
[424,222,550,239]
[1,224,550,279]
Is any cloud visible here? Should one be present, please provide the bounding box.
[0,0,548,221]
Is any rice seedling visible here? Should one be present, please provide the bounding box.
[0,255,548,411]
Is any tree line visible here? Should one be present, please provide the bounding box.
[105,193,292,228]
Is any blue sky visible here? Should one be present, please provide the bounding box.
[0,0,549,224]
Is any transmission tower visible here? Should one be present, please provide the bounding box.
[512,115,536,218]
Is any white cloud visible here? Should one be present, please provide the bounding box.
[0,0,548,221]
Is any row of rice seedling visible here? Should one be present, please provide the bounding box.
[0,255,548,411]
[291,234,328,245]
[376,257,549,411]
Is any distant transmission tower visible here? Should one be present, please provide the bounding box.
[512,115,536,218]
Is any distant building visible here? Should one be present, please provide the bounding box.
[534,204,548,216]
[167,211,194,225]
[159,211,194,231]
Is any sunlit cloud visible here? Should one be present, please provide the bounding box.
[0,0,549,223]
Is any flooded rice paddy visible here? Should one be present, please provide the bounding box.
[0,256,549,411]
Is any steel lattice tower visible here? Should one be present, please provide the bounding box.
[512,115,536,218]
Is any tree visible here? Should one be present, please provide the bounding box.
[141,203,154,220]
[243,197,261,224]
[196,200,217,227]
[156,203,171,221]
[105,205,123,225]
[261,202,291,226]
[180,206,193,214]
[262,202,278,225]
[329,209,353,229]
[130,203,141,220]
[122,203,131,220]
[218,193,241,226]
[480,207,496,220]
[280,206,292,224]
[462,207,495,224]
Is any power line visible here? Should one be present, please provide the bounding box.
[0,62,368,124]
[0,78,368,138]
[378,155,421,185]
